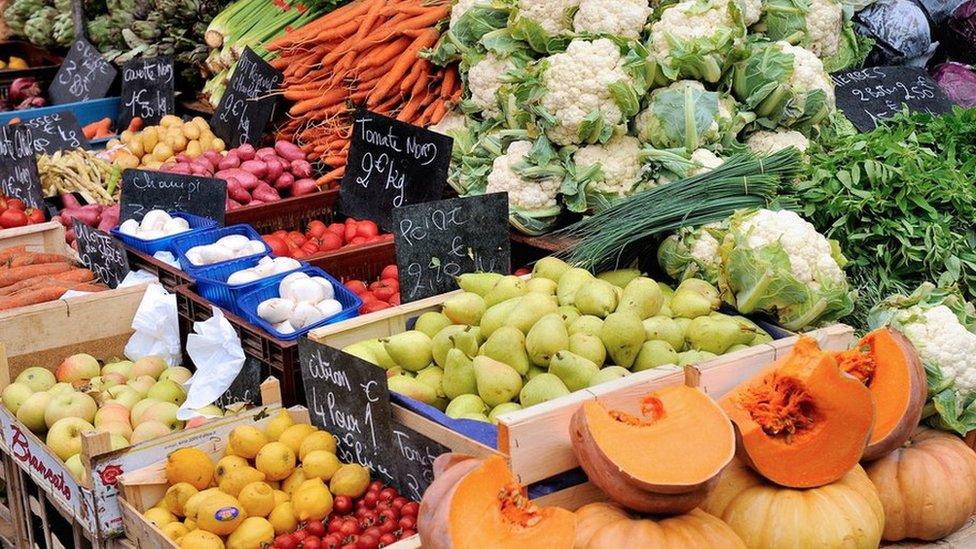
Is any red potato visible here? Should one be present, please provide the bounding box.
[252,182,281,203]
[275,140,305,162]
[215,169,259,189]
[203,150,222,166]
[190,164,210,176]
[274,172,295,190]
[218,153,241,171]
[60,208,99,226]
[226,178,252,204]
[236,144,256,161]
[226,198,242,210]
[61,193,81,209]
[292,178,317,196]
[240,160,268,179]
[265,157,285,182]
[167,163,192,175]
[290,160,313,178]
[255,147,277,160]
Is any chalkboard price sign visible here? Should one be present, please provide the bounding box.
[390,424,450,500]
[211,47,283,148]
[0,125,44,208]
[298,338,397,486]
[120,169,226,224]
[118,57,176,129]
[49,39,117,105]
[832,66,954,132]
[22,111,90,154]
[339,108,452,232]
[72,219,130,288]
[214,357,263,408]
[394,193,511,302]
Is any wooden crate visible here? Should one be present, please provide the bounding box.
[0,448,29,547]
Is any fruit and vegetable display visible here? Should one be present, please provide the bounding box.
[0,194,45,229]
[0,246,108,309]
[55,194,120,248]
[343,264,400,313]
[144,412,419,548]
[254,271,347,335]
[262,219,392,260]
[37,149,121,205]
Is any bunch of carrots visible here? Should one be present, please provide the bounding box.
[0,246,107,311]
[81,116,143,140]
[267,0,460,188]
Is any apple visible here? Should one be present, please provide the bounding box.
[46,417,95,460]
[96,421,133,440]
[102,373,127,388]
[140,401,184,431]
[147,380,187,406]
[44,393,97,429]
[109,434,130,450]
[127,376,155,397]
[55,354,100,384]
[94,402,130,427]
[16,391,52,433]
[15,367,56,392]
[101,360,133,380]
[49,382,74,396]
[158,366,192,385]
[65,454,85,481]
[130,356,168,380]
[106,387,141,409]
[130,421,171,444]
[84,376,107,392]
[130,398,160,425]
[1,383,33,414]
[185,405,223,428]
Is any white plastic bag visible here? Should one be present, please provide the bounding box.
[178,306,246,420]
[124,283,182,366]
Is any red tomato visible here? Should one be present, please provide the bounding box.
[400,528,416,538]
[319,231,343,252]
[293,531,309,542]
[344,280,368,295]
[273,229,288,238]
[307,220,327,238]
[333,495,353,515]
[391,497,408,511]
[378,533,397,547]
[302,241,320,255]
[349,236,367,246]
[344,223,358,242]
[323,534,343,549]
[274,534,299,549]
[370,281,396,302]
[361,301,391,314]
[514,267,532,276]
[388,293,400,306]
[380,233,394,241]
[327,222,345,237]
[285,231,305,246]
[306,520,327,537]
[364,235,383,244]
[380,265,398,281]
[292,249,308,259]
[263,236,290,257]
[356,220,379,238]
[357,534,379,549]
[368,481,384,493]
[398,515,416,531]
[0,209,29,228]
[339,518,362,536]
[400,502,419,518]
[24,208,44,224]
[364,527,382,539]
[303,537,322,549]
[5,198,25,211]
[328,516,344,533]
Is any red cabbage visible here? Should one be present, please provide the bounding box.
[930,62,976,106]
[946,0,976,62]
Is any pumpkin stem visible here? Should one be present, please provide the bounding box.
[835,346,876,386]
[607,396,666,426]
[738,374,816,441]
[498,483,543,528]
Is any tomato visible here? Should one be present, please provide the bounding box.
[5,198,25,211]
[339,518,362,536]
[334,495,353,515]
[302,241,320,255]
[273,229,289,238]
[24,208,44,224]
[378,533,397,547]
[287,231,306,246]
[329,516,345,533]
[356,220,379,238]
[323,534,343,549]
[398,515,416,531]
[344,223,358,242]
[344,280,368,295]
[400,528,416,538]
[357,534,379,549]
[361,301,392,314]
[306,519,327,537]
[388,293,400,306]
[400,502,419,518]
[293,530,309,542]
[377,516,397,535]
[380,265,398,281]
[307,220,327,238]
[0,209,29,228]
[341,540,359,549]
[292,249,308,259]
[391,497,408,512]
[274,534,299,549]
[370,281,396,302]
[379,488,398,503]
[349,236,367,246]
[368,481,385,493]
[327,222,345,238]
[263,235,291,257]
[380,233,394,241]
[319,231,343,252]
[303,537,322,549]
[359,510,377,528]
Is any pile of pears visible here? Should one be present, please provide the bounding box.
[343,257,772,424]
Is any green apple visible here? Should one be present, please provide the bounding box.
[46,418,95,460]
[16,391,51,433]
[65,454,85,481]
[106,386,141,409]
[48,382,74,396]
[54,354,100,384]
[101,360,133,380]
[126,376,155,398]
[15,367,56,392]
[97,421,133,440]
[158,367,192,385]
[44,393,97,429]
[139,401,184,431]
[130,421,171,444]
[130,398,160,425]
[1,383,33,414]
[147,380,187,406]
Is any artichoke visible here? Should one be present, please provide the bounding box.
[24,7,58,48]
[52,12,75,47]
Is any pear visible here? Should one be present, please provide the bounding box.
[616,277,664,320]
[525,365,546,380]
[677,350,718,367]
[569,315,604,337]
[642,316,685,351]
[556,268,594,306]
[549,351,599,391]
[342,339,397,369]
[599,312,645,369]
[415,312,453,338]
[532,257,571,282]
[458,412,491,423]
[670,279,721,319]
[382,331,433,372]
[415,366,445,397]
[673,317,692,343]
[728,343,751,352]
[558,306,581,327]
[480,297,522,338]
[473,356,523,407]
[658,282,675,300]
[525,313,569,367]
[589,366,631,386]
[686,316,754,354]
[388,374,437,405]
[442,292,486,325]
[574,280,619,318]
[712,312,772,345]
[505,293,558,334]
[488,402,522,424]
[526,277,558,295]
[568,333,606,367]
[519,374,570,407]
[442,348,478,399]
[456,273,503,296]
[596,268,642,288]
[632,340,679,372]
[445,394,487,418]
[432,325,480,367]
[479,327,530,375]
[484,276,528,307]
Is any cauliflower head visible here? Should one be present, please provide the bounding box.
[689,148,724,174]
[516,0,580,35]
[450,0,489,28]
[736,0,762,25]
[486,140,562,214]
[572,134,645,198]
[573,0,653,39]
[757,0,843,58]
[650,0,747,83]
[467,53,517,117]
[633,80,746,150]
[658,223,725,285]
[745,128,810,154]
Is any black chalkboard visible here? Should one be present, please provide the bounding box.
[298,338,398,486]
[390,423,450,501]
[22,111,90,154]
[339,108,452,232]
[72,219,130,288]
[119,169,226,224]
[211,48,283,148]
[832,66,954,132]
[214,357,263,408]
[118,57,176,129]
[394,193,511,303]
[49,39,116,105]
[0,125,44,209]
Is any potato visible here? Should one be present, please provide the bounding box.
[170,133,188,153]
[186,140,202,157]
[197,135,212,152]
[160,115,182,128]
[107,138,122,149]
[114,153,139,170]
[141,127,159,154]
[211,138,226,153]
[192,116,208,128]
[120,130,133,144]
[144,160,163,170]
[182,123,201,140]
[128,138,145,158]
[153,142,174,161]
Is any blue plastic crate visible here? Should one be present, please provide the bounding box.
[194,256,304,315]
[238,266,362,341]
[110,211,218,256]
[0,97,121,147]
[172,225,271,277]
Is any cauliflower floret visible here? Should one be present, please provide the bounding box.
[573,0,652,39]
[573,135,644,196]
[690,230,721,268]
[430,110,467,136]
[450,0,488,28]
[900,305,976,406]
[690,148,724,175]
[739,209,845,286]
[540,38,631,145]
[467,54,515,117]
[803,0,843,57]
[781,42,835,106]
[650,0,738,57]
[736,0,761,25]
[746,129,810,155]
[486,141,561,211]
[518,0,580,35]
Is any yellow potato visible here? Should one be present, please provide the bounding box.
[169,134,188,153]
[144,160,163,170]
[185,140,202,158]
[153,142,174,162]
[115,153,140,170]
[192,116,208,128]
[120,130,133,144]
[160,114,182,128]
[141,127,159,154]
[211,138,226,153]
[182,123,201,140]
[197,136,212,152]
[128,138,145,159]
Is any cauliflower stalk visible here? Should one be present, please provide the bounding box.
[755,0,843,58]
[633,80,752,150]
[649,0,747,83]
[573,0,652,40]
[869,283,976,436]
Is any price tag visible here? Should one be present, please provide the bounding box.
[394,194,511,302]
[21,111,90,154]
[49,39,116,105]
[119,169,226,224]
[339,108,452,232]
[211,47,283,148]
[298,339,397,486]
[390,423,450,501]
[213,357,263,408]
[833,66,954,132]
[72,220,130,288]
[118,57,176,129]
[0,125,44,209]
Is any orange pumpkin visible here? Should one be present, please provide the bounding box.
[575,502,745,549]
[865,427,976,541]
[570,384,735,514]
[701,458,885,548]
[721,336,875,488]
[418,454,577,549]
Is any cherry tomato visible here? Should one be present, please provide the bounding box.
[323,534,342,549]
[320,231,343,252]
[379,488,398,503]
[380,265,398,281]
[368,481,385,493]
[356,220,379,238]
[333,495,353,515]
[24,208,44,224]
[399,529,416,538]
[398,516,416,531]
[274,534,299,549]
[307,220,327,238]
[273,229,289,238]
[263,235,291,257]
[303,537,322,549]
[5,198,25,210]
[401,502,419,518]
[357,534,379,549]
[363,527,382,539]
[306,519,327,537]
[391,497,408,512]
[339,518,361,537]
[388,293,400,306]
[292,249,308,259]
[0,209,29,228]
[327,222,345,238]
[293,530,309,542]
[341,540,359,549]
[328,517,344,533]
[377,516,397,535]
[378,533,397,547]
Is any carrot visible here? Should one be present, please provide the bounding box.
[0,287,71,310]
[399,59,430,95]
[360,37,411,70]
[355,0,386,42]
[0,263,73,287]
[0,246,26,262]
[315,19,361,42]
[440,67,458,99]
[396,89,430,122]
[6,252,69,268]
[268,0,371,50]
[324,153,348,166]
[369,29,440,107]
[0,269,96,296]
[127,117,143,132]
